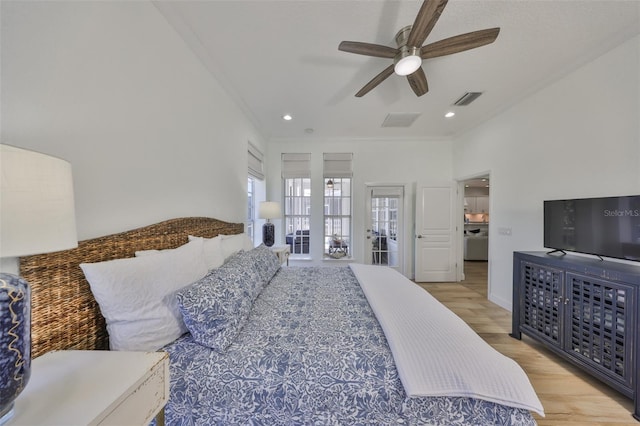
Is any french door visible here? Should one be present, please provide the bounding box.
[364,185,404,273]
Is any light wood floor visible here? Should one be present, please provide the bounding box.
[418,261,637,426]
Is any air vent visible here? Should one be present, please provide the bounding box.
[381,113,421,128]
[453,92,483,106]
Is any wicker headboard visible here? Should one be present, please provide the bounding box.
[20,217,244,358]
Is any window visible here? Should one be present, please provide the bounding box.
[324,178,351,258]
[282,153,311,256]
[247,142,264,242]
[247,176,255,240]
[323,153,352,259]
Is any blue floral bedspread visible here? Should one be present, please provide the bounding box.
[162,266,536,425]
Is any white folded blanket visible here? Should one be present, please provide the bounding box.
[349,263,544,416]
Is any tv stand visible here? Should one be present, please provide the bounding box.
[545,249,566,256]
[511,251,640,421]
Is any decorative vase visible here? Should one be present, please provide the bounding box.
[262,222,275,247]
[0,273,31,425]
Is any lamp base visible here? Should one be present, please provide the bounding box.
[262,222,275,247]
[0,403,14,426]
[0,273,31,425]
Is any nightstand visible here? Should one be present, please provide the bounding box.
[8,350,169,426]
[270,245,290,266]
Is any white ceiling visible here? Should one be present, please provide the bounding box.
[155,1,640,142]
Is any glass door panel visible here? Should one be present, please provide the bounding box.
[365,185,404,272]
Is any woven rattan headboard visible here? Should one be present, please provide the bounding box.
[20,217,244,358]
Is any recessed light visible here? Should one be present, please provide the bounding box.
[282,114,293,121]
[445,111,455,118]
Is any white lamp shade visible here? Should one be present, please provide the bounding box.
[1,144,78,257]
[258,201,281,220]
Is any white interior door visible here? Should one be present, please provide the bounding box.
[364,186,404,273]
[415,182,457,282]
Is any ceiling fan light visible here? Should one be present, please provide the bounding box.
[394,45,422,76]
[394,55,422,76]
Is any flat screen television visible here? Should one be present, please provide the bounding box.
[544,195,640,261]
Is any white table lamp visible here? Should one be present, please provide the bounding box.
[258,201,281,247]
[0,144,78,424]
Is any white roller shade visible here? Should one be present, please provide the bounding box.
[371,186,404,198]
[248,142,264,180]
[281,153,311,178]
[323,153,353,178]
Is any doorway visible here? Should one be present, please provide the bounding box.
[364,185,404,273]
[461,174,490,283]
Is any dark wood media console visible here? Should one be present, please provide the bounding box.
[511,251,640,421]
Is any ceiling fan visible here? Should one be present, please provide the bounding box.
[338,0,500,97]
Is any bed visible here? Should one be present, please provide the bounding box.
[20,217,543,425]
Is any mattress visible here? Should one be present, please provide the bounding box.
[161,266,537,425]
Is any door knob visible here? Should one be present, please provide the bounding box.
[416,235,423,239]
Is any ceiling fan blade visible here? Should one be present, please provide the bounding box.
[339,41,398,58]
[406,0,449,48]
[406,67,429,97]
[355,64,395,97]
[421,28,500,59]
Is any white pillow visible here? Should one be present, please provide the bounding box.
[80,237,208,351]
[134,249,161,256]
[220,233,254,261]
[188,235,225,270]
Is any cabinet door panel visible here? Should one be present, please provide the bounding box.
[463,197,476,213]
[520,261,564,347]
[475,196,489,213]
[566,273,634,387]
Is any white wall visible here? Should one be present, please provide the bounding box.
[3,2,637,299]
[267,138,453,277]
[453,35,640,309]
[1,2,265,247]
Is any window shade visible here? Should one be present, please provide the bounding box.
[248,142,264,180]
[323,153,353,178]
[281,153,311,178]
[371,186,404,198]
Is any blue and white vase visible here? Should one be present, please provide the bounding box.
[262,222,275,247]
[0,273,31,424]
